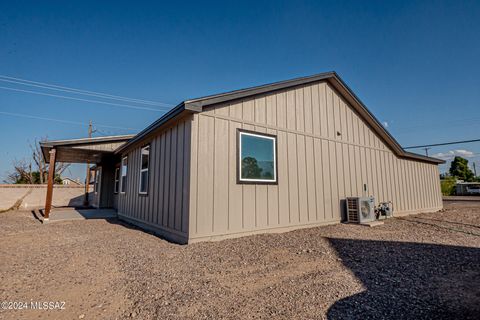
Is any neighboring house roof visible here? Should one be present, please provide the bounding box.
[61,177,82,185]
[115,72,444,164]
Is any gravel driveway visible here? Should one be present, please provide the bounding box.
[0,202,479,319]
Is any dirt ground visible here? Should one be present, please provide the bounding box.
[0,202,479,320]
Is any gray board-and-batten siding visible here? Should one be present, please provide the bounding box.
[114,74,443,243]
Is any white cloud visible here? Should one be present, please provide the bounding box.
[382,121,389,128]
[432,149,475,160]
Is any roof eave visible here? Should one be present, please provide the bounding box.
[114,102,194,155]
[402,151,446,164]
[183,71,337,109]
[110,71,444,165]
[39,135,135,163]
[39,135,135,147]
[181,72,444,165]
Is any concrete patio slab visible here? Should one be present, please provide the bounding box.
[44,208,117,223]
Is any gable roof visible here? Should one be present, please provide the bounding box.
[115,72,444,164]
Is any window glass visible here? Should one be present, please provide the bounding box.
[140,171,148,193]
[120,157,128,193]
[114,168,120,193]
[139,145,150,193]
[94,171,98,193]
[141,146,150,170]
[94,167,102,193]
[239,131,276,182]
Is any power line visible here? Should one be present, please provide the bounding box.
[0,86,171,112]
[0,111,139,131]
[0,75,174,107]
[395,121,480,134]
[95,128,133,136]
[394,118,480,135]
[405,138,480,149]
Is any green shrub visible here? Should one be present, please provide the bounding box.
[440,177,456,196]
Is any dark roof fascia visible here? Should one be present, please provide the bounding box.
[39,135,134,148]
[114,102,193,155]
[330,76,445,164]
[39,135,135,163]
[115,74,338,155]
[328,75,443,164]
[114,74,337,155]
[109,71,443,164]
[182,71,444,165]
[402,151,445,164]
[183,71,336,109]
[329,74,403,151]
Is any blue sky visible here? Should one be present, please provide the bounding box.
[1,0,479,181]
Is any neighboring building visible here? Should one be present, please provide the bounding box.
[455,182,480,196]
[61,177,82,185]
[40,72,445,244]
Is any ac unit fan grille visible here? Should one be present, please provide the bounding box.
[361,202,372,218]
[347,198,359,222]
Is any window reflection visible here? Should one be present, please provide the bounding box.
[239,132,276,182]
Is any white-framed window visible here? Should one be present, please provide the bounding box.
[114,167,120,194]
[139,145,150,194]
[94,167,102,194]
[238,130,277,184]
[120,156,128,193]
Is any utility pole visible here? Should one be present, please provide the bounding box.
[83,120,95,206]
[474,162,477,177]
[423,147,431,157]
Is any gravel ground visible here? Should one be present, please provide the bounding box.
[0,202,479,320]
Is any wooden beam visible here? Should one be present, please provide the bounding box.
[83,164,90,206]
[44,148,56,220]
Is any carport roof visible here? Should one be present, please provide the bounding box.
[40,135,134,163]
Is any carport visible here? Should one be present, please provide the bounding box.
[39,135,133,220]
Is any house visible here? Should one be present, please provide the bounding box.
[61,177,82,185]
[40,72,445,244]
[455,182,480,196]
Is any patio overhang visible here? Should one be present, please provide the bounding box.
[40,135,135,164]
[39,135,134,220]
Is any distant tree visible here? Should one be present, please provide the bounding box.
[30,138,70,183]
[4,137,69,184]
[30,138,48,184]
[5,160,36,184]
[449,156,474,182]
[439,172,451,179]
[4,160,63,184]
[242,157,262,179]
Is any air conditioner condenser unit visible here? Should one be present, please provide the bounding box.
[346,197,376,224]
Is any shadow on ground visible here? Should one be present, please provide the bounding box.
[327,238,480,320]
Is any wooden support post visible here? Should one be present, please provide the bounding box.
[84,164,91,206]
[44,148,56,220]
[83,121,94,206]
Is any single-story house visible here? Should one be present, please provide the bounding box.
[40,72,445,243]
[61,177,82,185]
[455,182,480,196]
